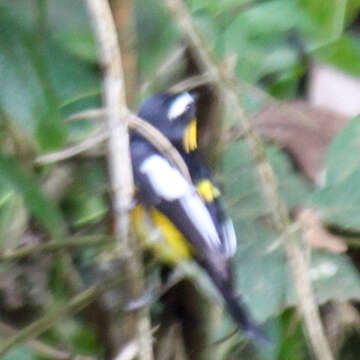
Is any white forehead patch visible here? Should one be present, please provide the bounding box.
[167,92,194,120]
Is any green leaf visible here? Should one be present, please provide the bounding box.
[311,170,360,231]
[299,0,347,43]
[315,35,360,77]
[310,117,360,230]
[221,139,360,328]
[325,115,360,185]
[136,0,179,94]
[222,141,310,223]
[276,309,308,360]
[61,162,108,227]
[189,0,250,16]
[222,0,308,83]
[0,154,65,239]
[232,219,287,323]
[0,6,99,150]
[221,140,310,322]
[2,346,36,360]
[287,250,360,305]
[36,109,67,151]
[53,28,97,63]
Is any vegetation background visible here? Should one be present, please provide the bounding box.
[0,0,360,359]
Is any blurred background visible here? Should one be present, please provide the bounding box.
[1,0,360,359]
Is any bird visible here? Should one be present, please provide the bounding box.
[130,91,269,344]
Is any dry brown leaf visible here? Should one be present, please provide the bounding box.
[297,207,347,253]
[253,101,349,183]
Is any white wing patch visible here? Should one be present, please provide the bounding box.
[168,92,194,120]
[140,155,188,201]
[180,193,221,250]
[140,154,221,251]
[221,219,237,257]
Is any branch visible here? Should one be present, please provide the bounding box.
[85,1,153,359]
[111,0,138,107]
[163,1,334,359]
[168,73,213,93]
[35,110,191,182]
[140,45,186,95]
[34,129,108,164]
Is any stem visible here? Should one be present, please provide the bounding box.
[35,111,191,181]
[85,1,153,358]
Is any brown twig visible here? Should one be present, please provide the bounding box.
[35,110,191,182]
[34,129,108,164]
[85,1,153,359]
[66,108,106,122]
[140,45,186,95]
[111,0,138,108]
[168,73,213,93]
[163,1,334,359]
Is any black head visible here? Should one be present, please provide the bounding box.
[138,92,197,148]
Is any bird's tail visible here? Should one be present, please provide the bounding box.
[202,260,271,344]
[221,288,271,345]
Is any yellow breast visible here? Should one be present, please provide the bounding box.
[130,205,191,264]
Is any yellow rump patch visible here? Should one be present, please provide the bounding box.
[197,179,220,202]
[183,118,197,153]
[130,205,191,264]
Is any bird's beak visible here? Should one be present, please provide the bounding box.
[183,118,197,153]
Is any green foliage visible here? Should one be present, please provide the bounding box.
[0,2,99,150]
[223,141,310,223]
[0,153,65,239]
[2,347,36,360]
[306,252,360,303]
[223,139,360,345]
[311,117,360,230]
[311,172,360,231]
[136,0,180,96]
[1,0,360,358]
[325,116,360,185]
[315,35,360,77]
[61,162,108,227]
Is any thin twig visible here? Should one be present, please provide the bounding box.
[34,129,108,164]
[85,1,153,359]
[140,45,186,95]
[66,108,106,122]
[0,276,122,357]
[0,322,95,360]
[168,73,213,93]
[163,1,334,359]
[111,0,138,107]
[35,111,191,181]
[0,235,114,261]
